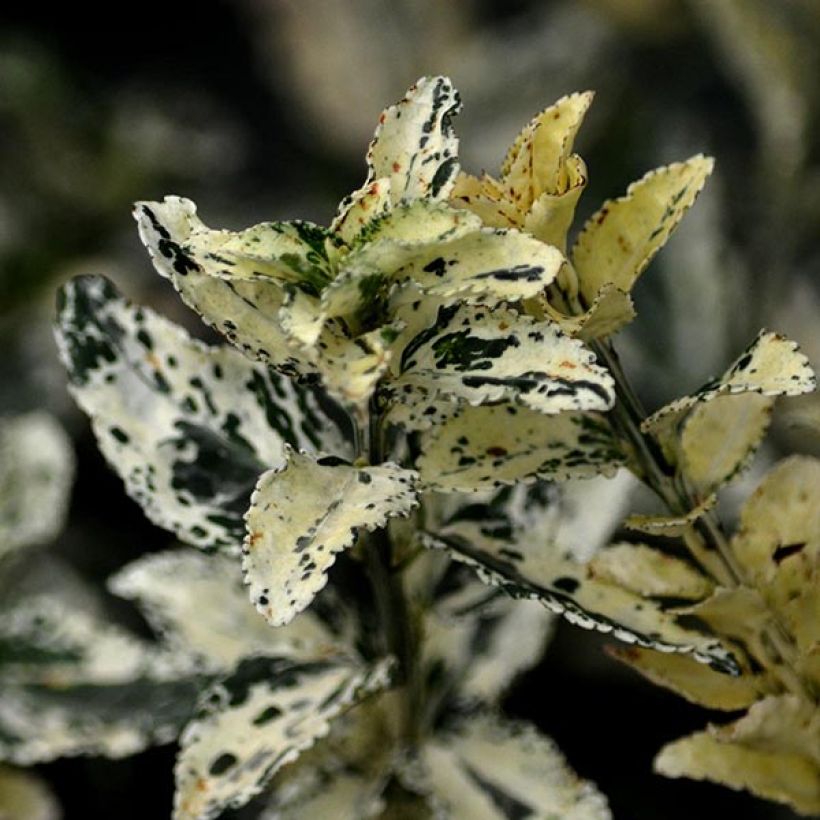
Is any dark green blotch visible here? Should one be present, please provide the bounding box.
[209,752,238,776]
[432,330,519,372]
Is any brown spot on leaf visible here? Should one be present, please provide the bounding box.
[486,446,508,457]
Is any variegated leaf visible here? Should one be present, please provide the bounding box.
[423,582,554,707]
[574,156,714,303]
[243,450,418,626]
[417,405,623,492]
[262,692,396,819]
[642,330,816,456]
[109,550,341,673]
[325,203,564,320]
[449,172,520,230]
[383,391,460,433]
[315,323,394,407]
[608,645,764,711]
[730,456,820,655]
[421,713,611,819]
[393,303,615,414]
[655,695,820,816]
[0,412,74,558]
[55,275,347,553]
[174,655,392,820]
[427,520,738,673]
[262,770,385,820]
[589,543,714,601]
[135,197,321,378]
[0,676,203,764]
[0,596,151,686]
[183,219,335,294]
[0,766,60,820]
[429,469,636,565]
[343,76,460,220]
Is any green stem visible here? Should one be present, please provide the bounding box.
[593,340,811,700]
[354,398,422,746]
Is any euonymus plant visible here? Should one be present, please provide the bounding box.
[4,76,815,817]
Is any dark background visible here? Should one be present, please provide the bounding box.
[2,1,818,817]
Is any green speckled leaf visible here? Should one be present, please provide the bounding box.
[184,219,335,294]
[134,197,314,376]
[0,413,74,558]
[173,655,392,820]
[417,405,623,492]
[421,713,611,819]
[574,156,714,303]
[326,202,564,320]
[243,450,418,626]
[333,76,461,243]
[0,766,59,820]
[427,513,738,673]
[109,550,342,674]
[55,275,347,553]
[393,303,615,414]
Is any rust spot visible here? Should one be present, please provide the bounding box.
[248,531,262,548]
[392,161,401,173]
[145,352,161,369]
[498,321,509,330]
[617,234,630,252]
[195,778,208,793]
[379,113,386,124]
[559,360,577,369]
[596,207,609,225]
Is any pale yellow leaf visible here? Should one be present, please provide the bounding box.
[680,392,773,494]
[624,495,716,536]
[655,730,820,816]
[590,543,714,600]
[608,645,763,710]
[574,156,714,302]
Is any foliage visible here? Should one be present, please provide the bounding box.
[0,74,816,817]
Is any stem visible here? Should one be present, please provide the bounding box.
[593,339,812,700]
[353,398,422,745]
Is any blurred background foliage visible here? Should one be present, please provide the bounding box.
[0,1,818,817]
